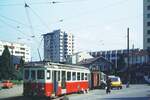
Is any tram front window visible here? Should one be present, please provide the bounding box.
[31,70,36,80]
[24,70,29,80]
[37,70,45,79]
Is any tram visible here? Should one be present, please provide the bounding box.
[23,61,90,97]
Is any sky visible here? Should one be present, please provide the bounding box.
[0,0,143,61]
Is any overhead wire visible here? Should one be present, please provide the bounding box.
[0,14,49,34]
[29,7,51,31]
[0,18,31,37]
[24,2,35,37]
[23,0,44,60]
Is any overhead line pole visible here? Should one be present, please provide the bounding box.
[127,27,130,87]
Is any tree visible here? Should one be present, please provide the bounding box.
[0,45,16,80]
[17,57,25,80]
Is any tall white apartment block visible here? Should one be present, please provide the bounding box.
[44,29,74,63]
[0,40,31,62]
[143,0,150,50]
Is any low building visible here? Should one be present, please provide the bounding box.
[89,49,150,70]
[78,56,113,74]
[67,52,93,64]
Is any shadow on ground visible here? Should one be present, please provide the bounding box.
[101,97,150,100]
[0,96,48,100]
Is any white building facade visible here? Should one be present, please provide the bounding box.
[143,0,150,50]
[70,52,93,64]
[44,29,74,63]
[0,40,31,62]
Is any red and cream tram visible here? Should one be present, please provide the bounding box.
[23,61,90,97]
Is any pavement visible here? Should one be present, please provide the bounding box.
[0,84,150,100]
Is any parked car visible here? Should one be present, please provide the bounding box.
[0,81,2,90]
[2,80,13,88]
[109,76,122,89]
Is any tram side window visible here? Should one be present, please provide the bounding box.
[77,72,80,80]
[37,70,44,79]
[47,70,51,80]
[24,70,29,80]
[85,73,88,80]
[72,72,76,81]
[67,72,71,81]
[31,70,36,80]
[81,73,84,80]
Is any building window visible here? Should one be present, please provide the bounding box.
[147,47,150,51]
[20,48,25,50]
[147,30,150,35]
[147,5,150,10]
[147,38,150,43]
[147,14,150,18]
[147,22,150,26]
[15,51,20,54]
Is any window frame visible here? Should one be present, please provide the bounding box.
[37,70,45,80]
[31,70,36,80]
[67,71,71,81]
[77,72,80,81]
[24,69,29,80]
[72,72,76,81]
[47,70,51,80]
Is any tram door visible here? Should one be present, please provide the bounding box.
[52,71,58,94]
[61,71,66,89]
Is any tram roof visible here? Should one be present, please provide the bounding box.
[24,61,89,70]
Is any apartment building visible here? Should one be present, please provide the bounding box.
[44,29,74,63]
[0,40,31,62]
[143,0,150,50]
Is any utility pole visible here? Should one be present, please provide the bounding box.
[126,27,130,87]
[132,44,134,67]
[115,51,118,75]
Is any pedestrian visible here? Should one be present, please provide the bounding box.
[106,76,111,94]
[126,80,130,88]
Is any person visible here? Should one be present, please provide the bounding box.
[126,80,130,88]
[106,76,111,94]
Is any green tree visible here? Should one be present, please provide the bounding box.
[0,45,16,80]
[17,57,24,80]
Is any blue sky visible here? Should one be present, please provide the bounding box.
[0,0,143,61]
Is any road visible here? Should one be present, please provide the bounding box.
[0,84,149,100]
[68,85,150,100]
[0,84,23,99]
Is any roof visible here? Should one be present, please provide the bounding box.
[78,56,112,65]
[24,61,89,71]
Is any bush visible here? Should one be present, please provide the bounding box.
[11,80,23,85]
